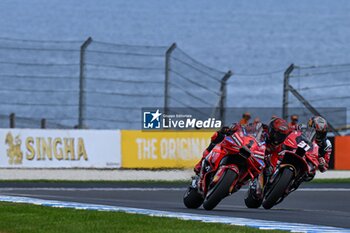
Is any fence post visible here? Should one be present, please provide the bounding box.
[78,37,93,129]
[41,118,46,129]
[219,71,232,125]
[9,113,15,128]
[282,64,294,120]
[288,84,340,136]
[164,43,177,115]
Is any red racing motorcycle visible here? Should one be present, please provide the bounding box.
[183,124,267,210]
[261,127,320,209]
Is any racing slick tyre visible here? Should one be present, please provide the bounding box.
[183,187,204,209]
[244,188,263,208]
[203,169,237,210]
[262,168,294,209]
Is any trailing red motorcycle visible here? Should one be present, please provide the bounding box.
[183,124,267,210]
[258,127,319,209]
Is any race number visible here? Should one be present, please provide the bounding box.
[297,141,310,151]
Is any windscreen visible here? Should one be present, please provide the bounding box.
[242,123,264,143]
[300,126,317,144]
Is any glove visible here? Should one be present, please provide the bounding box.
[318,157,328,173]
[219,124,241,136]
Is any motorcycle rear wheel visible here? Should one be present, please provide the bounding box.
[203,169,237,210]
[183,187,204,209]
[262,168,294,209]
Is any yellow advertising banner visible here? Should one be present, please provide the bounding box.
[121,130,213,168]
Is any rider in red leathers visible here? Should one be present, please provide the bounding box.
[307,116,332,173]
[245,118,291,201]
[263,118,292,176]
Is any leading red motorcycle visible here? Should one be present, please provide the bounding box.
[183,124,267,210]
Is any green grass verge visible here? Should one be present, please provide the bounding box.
[0,202,283,233]
[309,178,350,184]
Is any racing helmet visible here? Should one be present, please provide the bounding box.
[308,116,328,142]
[268,117,291,145]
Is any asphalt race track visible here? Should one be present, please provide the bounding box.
[0,182,349,229]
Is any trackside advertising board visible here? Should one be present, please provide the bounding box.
[0,129,121,168]
[121,130,212,168]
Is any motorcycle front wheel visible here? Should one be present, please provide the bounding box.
[262,168,294,209]
[244,188,263,208]
[203,169,237,210]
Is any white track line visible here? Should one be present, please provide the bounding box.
[0,187,349,192]
[0,195,348,233]
[0,187,185,191]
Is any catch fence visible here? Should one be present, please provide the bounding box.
[282,63,349,135]
[0,37,231,129]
